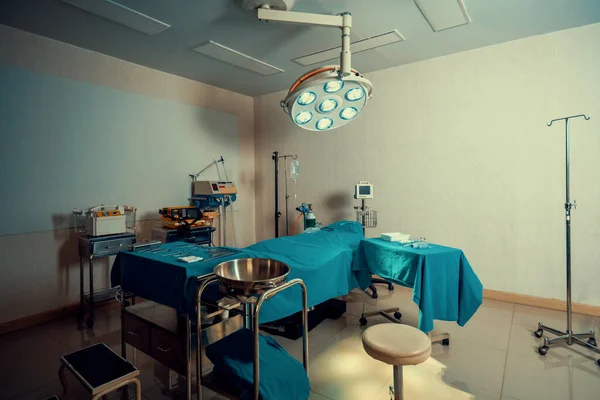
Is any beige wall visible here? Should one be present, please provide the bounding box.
[254,23,600,306]
[0,25,255,324]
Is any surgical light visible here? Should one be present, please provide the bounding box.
[294,111,313,125]
[345,87,365,102]
[297,91,316,106]
[241,0,373,131]
[340,107,358,120]
[316,117,334,131]
[318,99,338,113]
[324,80,344,93]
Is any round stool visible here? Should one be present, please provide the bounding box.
[362,324,431,400]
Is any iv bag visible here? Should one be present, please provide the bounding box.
[290,160,299,182]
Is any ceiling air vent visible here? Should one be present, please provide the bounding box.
[61,0,170,35]
[192,41,284,76]
[414,0,472,32]
[292,30,405,67]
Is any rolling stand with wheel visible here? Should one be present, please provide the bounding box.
[534,114,600,368]
[353,181,395,299]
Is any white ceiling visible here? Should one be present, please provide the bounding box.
[1,0,599,96]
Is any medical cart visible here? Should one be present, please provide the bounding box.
[151,225,216,245]
[77,233,136,329]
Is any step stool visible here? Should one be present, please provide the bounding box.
[59,343,141,400]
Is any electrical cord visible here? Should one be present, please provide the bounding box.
[292,213,303,235]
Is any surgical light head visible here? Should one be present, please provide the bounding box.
[282,66,372,131]
[239,0,374,132]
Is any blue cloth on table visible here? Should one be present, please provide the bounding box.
[353,238,483,333]
[111,221,364,323]
[205,328,310,400]
[111,243,245,318]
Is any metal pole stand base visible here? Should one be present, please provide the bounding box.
[360,308,402,326]
[535,322,600,367]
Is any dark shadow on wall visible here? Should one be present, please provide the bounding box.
[52,213,80,304]
[324,191,352,222]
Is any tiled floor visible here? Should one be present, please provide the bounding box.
[1,286,600,400]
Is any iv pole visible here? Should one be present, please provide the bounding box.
[534,114,600,368]
[272,151,297,238]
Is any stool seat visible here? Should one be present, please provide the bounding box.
[362,324,431,366]
[59,343,141,400]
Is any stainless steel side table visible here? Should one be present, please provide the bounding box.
[78,233,136,329]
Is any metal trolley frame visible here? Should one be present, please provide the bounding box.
[195,275,309,400]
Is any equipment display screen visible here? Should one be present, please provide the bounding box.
[359,185,371,195]
[182,208,200,219]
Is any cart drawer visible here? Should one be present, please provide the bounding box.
[124,313,150,353]
[150,327,185,375]
[90,236,136,257]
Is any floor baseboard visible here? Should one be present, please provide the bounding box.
[2,289,599,336]
[0,302,80,336]
[484,289,600,317]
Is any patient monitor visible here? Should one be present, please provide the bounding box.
[354,181,373,199]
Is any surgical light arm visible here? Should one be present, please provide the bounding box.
[256,8,352,75]
[190,156,228,182]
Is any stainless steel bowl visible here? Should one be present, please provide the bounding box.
[214,258,291,299]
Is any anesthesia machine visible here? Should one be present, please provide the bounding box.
[189,156,238,246]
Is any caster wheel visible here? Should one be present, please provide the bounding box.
[596,359,600,368]
[534,329,543,338]
[359,317,367,326]
[371,291,378,299]
[588,338,597,347]
[388,283,394,291]
[442,338,450,346]
[86,317,94,329]
[538,346,549,356]
[393,311,402,320]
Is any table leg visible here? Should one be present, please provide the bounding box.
[121,298,126,359]
[78,256,84,327]
[59,364,68,397]
[186,317,192,400]
[87,256,95,329]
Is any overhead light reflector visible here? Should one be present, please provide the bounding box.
[61,0,170,35]
[282,66,372,131]
[292,30,405,67]
[192,41,284,76]
[413,0,472,32]
[294,111,313,125]
[324,80,344,93]
[340,107,358,120]
[316,117,334,131]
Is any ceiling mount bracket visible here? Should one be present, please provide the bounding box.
[235,0,295,12]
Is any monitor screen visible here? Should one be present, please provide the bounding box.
[359,185,371,195]
[182,208,200,219]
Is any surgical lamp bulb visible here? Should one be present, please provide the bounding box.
[345,87,365,102]
[339,107,358,120]
[324,80,344,93]
[297,91,316,106]
[318,99,338,113]
[316,117,334,131]
[295,111,313,125]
